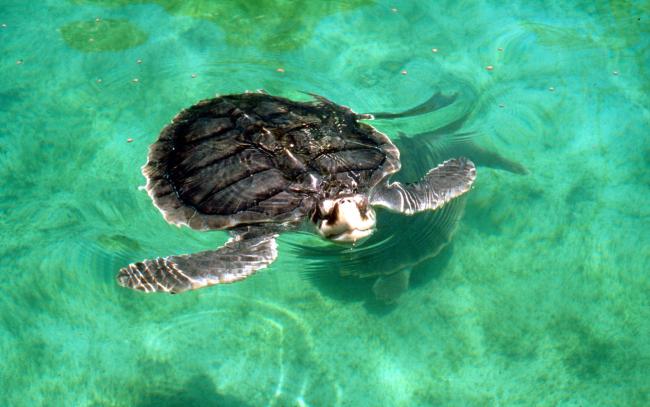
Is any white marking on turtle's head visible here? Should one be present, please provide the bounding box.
[313,194,376,244]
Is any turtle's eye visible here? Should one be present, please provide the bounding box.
[353,196,371,220]
[311,199,338,226]
[357,200,368,216]
[325,202,340,224]
[310,206,321,224]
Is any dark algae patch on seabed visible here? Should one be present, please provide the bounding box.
[72,0,374,51]
[60,19,148,52]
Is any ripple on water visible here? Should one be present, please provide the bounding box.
[132,295,340,406]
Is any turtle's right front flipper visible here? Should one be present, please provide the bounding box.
[363,91,458,120]
[370,158,476,215]
[117,232,278,294]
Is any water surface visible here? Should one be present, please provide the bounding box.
[1,0,648,405]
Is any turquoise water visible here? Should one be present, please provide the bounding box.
[1,0,649,405]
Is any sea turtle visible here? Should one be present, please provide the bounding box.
[117,91,477,293]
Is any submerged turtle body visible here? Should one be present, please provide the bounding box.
[145,93,399,232]
[118,92,478,294]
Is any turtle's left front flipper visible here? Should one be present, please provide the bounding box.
[371,158,476,214]
[117,232,278,294]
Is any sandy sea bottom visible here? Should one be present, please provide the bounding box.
[0,0,649,405]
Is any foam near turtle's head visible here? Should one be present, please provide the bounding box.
[313,195,376,244]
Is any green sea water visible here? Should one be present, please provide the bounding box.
[1,0,649,405]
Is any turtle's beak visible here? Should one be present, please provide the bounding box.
[315,195,376,244]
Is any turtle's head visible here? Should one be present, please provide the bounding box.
[312,195,376,244]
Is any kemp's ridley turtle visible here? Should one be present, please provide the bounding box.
[117,92,476,293]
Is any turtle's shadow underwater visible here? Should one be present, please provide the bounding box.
[290,191,466,313]
[292,223,457,316]
[134,373,254,407]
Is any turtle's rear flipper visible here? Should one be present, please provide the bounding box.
[372,269,412,303]
[364,91,458,120]
[117,233,278,294]
[449,139,528,174]
[397,130,529,175]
